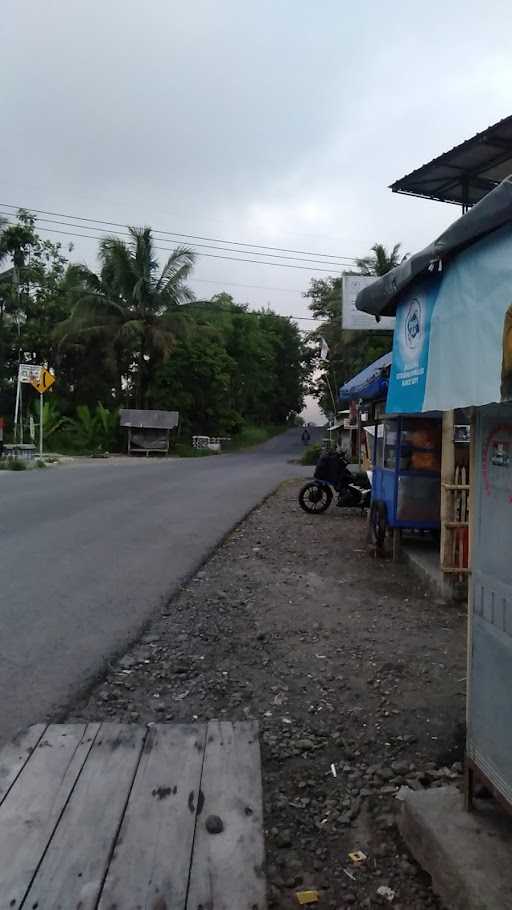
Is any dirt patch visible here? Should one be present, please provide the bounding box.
[68,479,466,909]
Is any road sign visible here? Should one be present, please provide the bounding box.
[19,364,42,384]
[31,369,55,394]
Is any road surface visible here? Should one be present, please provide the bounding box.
[0,431,313,743]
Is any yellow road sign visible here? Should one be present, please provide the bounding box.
[31,369,55,394]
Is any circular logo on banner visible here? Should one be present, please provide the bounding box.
[404,298,423,352]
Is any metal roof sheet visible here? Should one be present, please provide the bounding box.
[120,409,179,430]
[356,175,512,318]
[391,114,512,207]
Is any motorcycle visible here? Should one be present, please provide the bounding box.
[298,450,371,514]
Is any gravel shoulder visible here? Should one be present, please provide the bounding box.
[68,478,466,909]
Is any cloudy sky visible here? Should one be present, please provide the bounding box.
[2,0,512,420]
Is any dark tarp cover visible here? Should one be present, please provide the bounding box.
[356,175,512,318]
[339,352,392,402]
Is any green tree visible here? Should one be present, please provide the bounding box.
[152,295,310,434]
[355,242,402,276]
[306,242,402,417]
[62,228,195,407]
[0,210,71,421]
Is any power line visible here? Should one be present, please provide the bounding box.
[0,202,359,263]
[0,217,324,327]
[174,301,321,321]
[189,277,303,294]
[2,219,340,272]
[2,213,347,267]
[180,302,320,320]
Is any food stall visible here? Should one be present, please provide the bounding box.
[340,354,442,551]
[355,175,512,812]
[370,413,442,550]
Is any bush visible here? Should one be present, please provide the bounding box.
[301,442,322,465]
[228,424,285,450]
[8,459,27,471]
[174,443,216,458]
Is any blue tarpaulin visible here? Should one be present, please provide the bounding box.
[386,222,512,413]
[339,352,392,402]
[354,176,512,414]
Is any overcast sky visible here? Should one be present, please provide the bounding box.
[2,1,512,418]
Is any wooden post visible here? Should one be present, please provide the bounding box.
[463,409,477,811]
[440,410,455,574]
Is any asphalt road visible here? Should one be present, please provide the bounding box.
[0,430,313,743]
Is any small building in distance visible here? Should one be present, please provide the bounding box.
[119,409,179,455]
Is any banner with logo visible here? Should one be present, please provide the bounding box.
[386,222,512,414]
[386,273,441,413]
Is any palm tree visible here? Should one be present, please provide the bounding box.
[61,227,195,407]
[356,242,403,277]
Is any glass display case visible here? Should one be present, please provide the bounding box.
[371,415,442,531]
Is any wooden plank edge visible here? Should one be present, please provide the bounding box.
[0,723,48,807]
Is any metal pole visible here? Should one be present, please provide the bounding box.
[19,383,23,444]
[13,377,21,445]
[325,373,337,422]
[40,392,43,457]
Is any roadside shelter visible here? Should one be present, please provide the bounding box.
[356,175,512,813]
[120,409,179,455]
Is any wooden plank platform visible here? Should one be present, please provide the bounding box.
[0,720,266,910]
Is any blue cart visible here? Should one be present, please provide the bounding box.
[369,413,442,551]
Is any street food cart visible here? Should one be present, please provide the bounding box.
[340,353,442,547]
[369,412,441,548]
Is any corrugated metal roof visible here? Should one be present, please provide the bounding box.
[356,175,512,318]
[390,114,512,206]
[120,409,179,430]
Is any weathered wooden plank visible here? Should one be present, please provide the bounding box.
[98,723,207,910]
[23,723,147,910]
[0,723,99,909]
[186,720,266,910]
[0,723,47,805]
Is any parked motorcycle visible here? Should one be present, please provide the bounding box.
[298,451,371,514]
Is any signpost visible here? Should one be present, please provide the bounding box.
[30,369,56,457]
[14,365,43,444]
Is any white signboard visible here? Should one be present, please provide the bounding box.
[18,364,42,384]
[342,275,395,331]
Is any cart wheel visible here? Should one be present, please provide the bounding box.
[370,502,388,549]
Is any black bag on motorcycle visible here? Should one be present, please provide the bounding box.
[314,453,342,484]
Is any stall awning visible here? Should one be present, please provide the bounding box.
[356,176,512,319]
[390,114,512,207]
[339,352,392,402]
[354,178,512,414]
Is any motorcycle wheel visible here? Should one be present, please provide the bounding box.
[298,482,333,514]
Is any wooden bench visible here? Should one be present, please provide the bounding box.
[0,720,266,909]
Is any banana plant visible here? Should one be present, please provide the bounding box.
[31,399,72,438]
